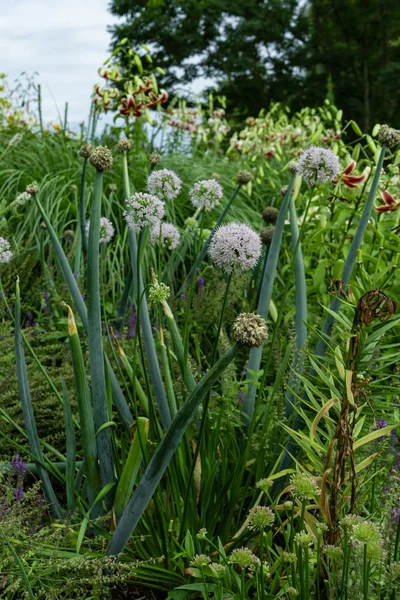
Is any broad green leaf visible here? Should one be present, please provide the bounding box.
[353,426,395,450]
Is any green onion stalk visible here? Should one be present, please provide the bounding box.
[121,151,171,429]
[86,160,115,504]
[63,303,101,515]
[107,344,240,557]
[242,175,295,428]
[32,190,133,433]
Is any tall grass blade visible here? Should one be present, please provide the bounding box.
[61,380,76,512]
[1,533,35,600]
[284,194,308,416]
[315,144,386,359]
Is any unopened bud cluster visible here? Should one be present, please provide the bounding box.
[378,124,400,149]
[79,144,93,158]
[117,138,131,153]
[262,206,279,224]
[233,313,268,348]
[89,146,113,171]
[260,226,275,247]
[149,152,161,166]
[25,182,40,196]
[236,170,252,185]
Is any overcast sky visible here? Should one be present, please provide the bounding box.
[1,0,212,130]
[0,0,122,127]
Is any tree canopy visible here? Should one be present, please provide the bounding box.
[109,0,400,128]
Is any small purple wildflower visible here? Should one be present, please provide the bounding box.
[196,276,205,288]
[147,169,182,200]
[208,223,262,273]
[238,391,245,404]
[13,486,24,502]
[10,455,27,477]
[25,311,37,327]
[392,507,400,524]
[297,146,340,185]
[42,290,51,316]
[374,418,388,442]
[127,303,137,340]
[124,192,165,232]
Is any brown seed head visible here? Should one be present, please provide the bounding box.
[88,146,113,172]
[79,144,93,158]
[233,313,268,348]
[377,124,400,149]
[149,152,161,166]
[117,138,131,153]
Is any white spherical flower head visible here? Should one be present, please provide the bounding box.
[86,217,115,244]
[147,169,182,200]
[150,222,180,250]
[189,179,223,212]
[124,192,165,232]
[0,237,12,263]
[297,146,340,185]
[208,223,262,273]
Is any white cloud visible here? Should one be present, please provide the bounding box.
[1,0,120,125]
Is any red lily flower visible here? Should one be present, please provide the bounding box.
[146,89,169,108]
[333,161,367,189]
[264,146,275,160]
[375,190,400,212]
[119,95,144,117]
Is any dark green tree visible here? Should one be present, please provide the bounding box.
[108,0,309,120]
[108,0,400,128]
[308,0,400,130]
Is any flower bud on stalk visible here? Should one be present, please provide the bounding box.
[25,183,40,196]
[117,138,131,153]
[79,144,93,158]
[377,124,400,149]
[88,146,113,172]
[233,313,268,348]
[262,206,279,224]
[260,226,275,247]
[236,170,252,185]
